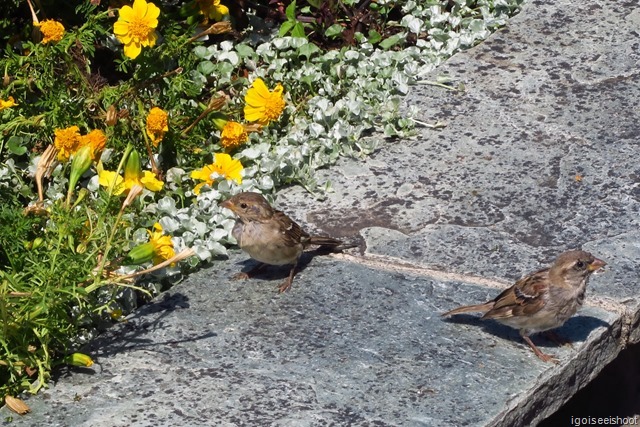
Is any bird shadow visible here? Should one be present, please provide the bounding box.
[442,313,611,348]
[234,247,339,282]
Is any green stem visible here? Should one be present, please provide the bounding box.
[136,100,159,175]
[86,207,125,294]
[49,225,66,275]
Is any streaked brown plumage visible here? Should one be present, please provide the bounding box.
[442,250,606,363]
[220,192,343,292]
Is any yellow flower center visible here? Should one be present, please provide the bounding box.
[264,92,285,122]
[128,16,154,40]
[244,79,286,125]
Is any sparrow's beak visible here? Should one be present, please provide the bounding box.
[219,199,234,211]
[588,258,607,272]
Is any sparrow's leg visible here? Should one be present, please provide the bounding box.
[521,333,559,364]
[233,262,266,280]
[544,330,573,348]
[278,262,298,293]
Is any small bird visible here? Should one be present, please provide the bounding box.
[219,192,345,292]
[441,250,606,363]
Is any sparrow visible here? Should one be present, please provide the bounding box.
[441,250,606,363]
[219,192,345,292]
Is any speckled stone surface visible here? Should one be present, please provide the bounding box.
[277,0,640,308]
[3,0,640,425]
[0,255,621,427]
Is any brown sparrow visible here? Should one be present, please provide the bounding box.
[442,250,606,363]
[219,192,344,292]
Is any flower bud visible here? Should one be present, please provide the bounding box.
[124,149,142,182]
[65,353,94,367]
[72,188,89,209]
[105,104,118,126]
[31,237,44,250]
[68,145,93,191]
[125,241,155,265]
[210,112,229,132]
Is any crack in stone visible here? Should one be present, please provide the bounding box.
[332,252,513,288]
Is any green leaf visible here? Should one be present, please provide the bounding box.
[285,0,297,20]
[197,60,216,76]
[367,29,382,44]
[298,42,320,59]
[379,34,403,50]
[279,20,294,37]
[307,0,321,9]
[193,46,209,59]
[235,44,255,59]
[7,136,27,156]
[291,22,306,38]
[325,24,344,38]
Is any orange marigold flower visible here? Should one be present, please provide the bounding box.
[54,126,81,161]
[220,121,248,150]
[80,129,107,161]
[36,20,65,44]
[145,107,168,146]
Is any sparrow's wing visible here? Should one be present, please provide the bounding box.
[273,210,309,246]
[483,268,550,319]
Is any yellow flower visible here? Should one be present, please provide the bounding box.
[220,121,248,150]
[244,78,285,125]
[54,126,81,161]
[197,0,229,22]
[190,153,243,195]
[148,223,175,264]
[0,96,17,111]
[98,163,125,195]
[80,129,107,161]
[113,0,160,59]
[139,170,164,191]
[97,150,163,195]
[123,149,164,192]
[36,20,65,44]
[146,107,168,146]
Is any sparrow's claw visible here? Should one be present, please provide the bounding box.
[232,272,250,281]
[278,279,292,293]
[278,264,298,293]
[522,335,559,364]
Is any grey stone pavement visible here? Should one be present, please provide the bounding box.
[4,0,640,425]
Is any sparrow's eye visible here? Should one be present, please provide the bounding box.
[574,260,586,270]
[240,203,248,209]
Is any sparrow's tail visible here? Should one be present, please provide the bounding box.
[307,235,342,247]
[441,302,494,317]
